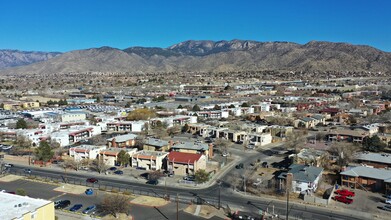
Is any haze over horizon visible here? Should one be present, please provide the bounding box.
[0,0,390,52]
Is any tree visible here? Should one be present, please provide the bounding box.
[213,105,221,110]
[362,135,386,152]
[241,102,250,107]
[16,188,27,196]
[34,141,54,162]
[126,108,156,121]
[182,124,189,133]
[194,169,209,184]
[15,135,32,149]
[92,157,108,174]
[214,139,232,155]
[228,104,236,108]
[16,118,27,129]
[192,104,201,112]
[329,142,359,168]
[177,105,183,109]
[167,125,181,136]
[117,150,130,167]
[99,194,131,218]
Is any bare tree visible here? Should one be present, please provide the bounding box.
[214,139,232,155]
[328,142,359,170]
[99,194,131,218]
[92,157,108,174]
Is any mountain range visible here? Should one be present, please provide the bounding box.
[1,40,391,74]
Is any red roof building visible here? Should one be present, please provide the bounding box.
[167,151,206,176]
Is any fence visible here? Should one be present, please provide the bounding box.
[7,169,228,209]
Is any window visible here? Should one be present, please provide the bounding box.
[31,211,37,219]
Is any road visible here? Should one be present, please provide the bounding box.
[8,163,371,220]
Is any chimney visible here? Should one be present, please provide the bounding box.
[208,143,214,158]
[111,138,117,148]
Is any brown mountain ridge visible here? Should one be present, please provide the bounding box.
[1,40,390,75]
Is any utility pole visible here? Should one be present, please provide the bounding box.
[218,180,221,210]
[176,193,179,220]
[286,173,292,220]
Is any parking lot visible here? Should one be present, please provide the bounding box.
[330,187,390,216]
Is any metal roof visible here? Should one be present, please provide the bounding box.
[341,166,391,182]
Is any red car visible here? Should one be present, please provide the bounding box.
[335,189,355,197]
[334,195,353,204]
[86,178,98,183]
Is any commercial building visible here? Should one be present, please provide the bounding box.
[0,192,55,220]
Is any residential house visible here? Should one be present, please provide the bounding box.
[69,145,106,161]
[131,150,168,170]
[99,148,137,166]
[356,152,391,168]
[167,151,207,176]
[107,133,138,148]
[327,129,369,143]
[341,166,391,193]
[143,138,171,151]
[278,164,323,193]
[106,121,145,132]
[170,141,213,159]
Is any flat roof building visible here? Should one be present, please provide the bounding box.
[0,192,55,220]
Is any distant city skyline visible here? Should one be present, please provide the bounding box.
[0,0,390,52]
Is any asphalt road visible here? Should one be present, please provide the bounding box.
[7,164,370,220]
[0,179,223,220]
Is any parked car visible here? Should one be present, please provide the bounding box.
[69,204,83,212]
[82,205,97,214]
[85,188,94,195]
[335,189,355,197]
[24,169,32,174]
[235,163,244,169]
[146,179,159,185]
[386,199,391,204]
[386,195,391,199]
[221,151,229,157]
[55,200,71,209]
[183,175,195,181]
[246,143,255,149]
[381,205,391,212]
[114,170,124,175]
[109,167,117,171]
[86,178,98,183]
[333,196,353,204]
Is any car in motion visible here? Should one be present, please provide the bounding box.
[380,205,391,212]
[333,195,353,204]
[4,163,14,168]
[82,205,96,214]
[146,179,159,185]
[235,163,244,169]
[114,170,124,175]
[69,204,83,212]
[55,200,71,209]
[86,178,98,183]
[24,169,32,174]
[335,189,355,197]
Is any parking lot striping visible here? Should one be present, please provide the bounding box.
[49,192,67,201]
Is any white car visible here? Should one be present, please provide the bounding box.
[386,199,391,204]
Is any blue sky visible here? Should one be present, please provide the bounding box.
[0,0,390,52]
